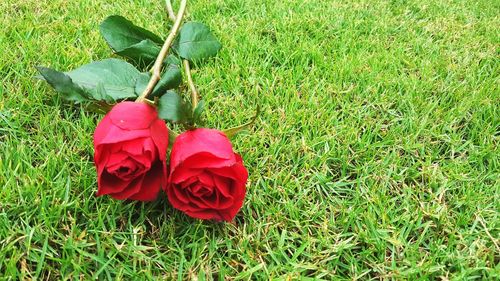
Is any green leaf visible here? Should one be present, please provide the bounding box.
[151,65,182,97]
[192,100,205,124]
[157,91,191,123]
[222,105,260,138]
[37,59,142,102]
[84,101,114,114]
[35,67,89,102]
[100,15,163,66]
[114,39,162,66]
[134,73,150,96]
[175,22,222,61]
[134,65,182,98]
[164,54,182,66]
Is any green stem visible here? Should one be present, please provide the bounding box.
[136,0,187,102]
[166,0,199,111]
[165,0,177,21]
[183,59,198,110]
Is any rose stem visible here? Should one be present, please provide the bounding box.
[165,0,177,21]
[136,0,187,102]
[166,0,199,110]
[183,59,199,109]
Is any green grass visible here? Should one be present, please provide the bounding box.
[1,0,499,279]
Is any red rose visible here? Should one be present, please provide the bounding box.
[93,102,168,201]
[166,128,248,221]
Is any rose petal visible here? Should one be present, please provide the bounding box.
[105,151,130,167]
[119,138,149,156]
[109,176,144,200]
[97,126,152,147]
[95,149,110,175]
[170,167,204,184]
[128,163,163,201]
[169,128,236,172]
[141,138,157,161]
[171,185,190,204]
[108,102,158,130]
[107,158,137,173]
[191,183,213,197]
[107,159,146,181]
[180,152,236,169]
[185,192,211,208]
[197,172,215,187]
[180,176,198,189]
[183,208,224,221]
[215,192,234,209]
[149,119,168,161]
[93,114,113,147]
[223,194,245,221]
[97,171,131,196]
[209,162,248,184]
[213,175,233,198]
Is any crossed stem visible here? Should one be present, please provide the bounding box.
[166,0,199,110]
[136,0,187,102]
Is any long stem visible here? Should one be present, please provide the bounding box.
[165,0,177,21]
[166,0,199,111]
[183,59,198,109]
[136,0,187,102]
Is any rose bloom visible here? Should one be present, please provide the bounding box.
[166,128,248,221]
[93,102,168,201]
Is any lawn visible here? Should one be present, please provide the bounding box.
[0,0,499,279]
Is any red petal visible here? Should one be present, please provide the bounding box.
[197,172,215,187]
[171,185,190,204]
[213,175,233,198]
[180,152,236,169]
[149,119,168,161]
[119,138,150,156]
[108,102,158,130]
[170,167,203,184]
[97,126,152,146]
[93,114,113,147]
[96,171,131,196]
[128,163,163,201]
[180,176,198,189]
[185,192,211,208]
[191,184,213,197]
[106,151,130,167]
[224,194,245,221]
[95,149,110,176]
[209,162,248,184]
[215,192,234,209]
[109,176,144,200]
[169,128,235,172]
[184,209,223,221]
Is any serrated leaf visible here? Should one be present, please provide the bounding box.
[37,59,141,103]
[35,67,89,102]
[223,105,260,138]
[114,39,162,66]
[100,15,163,66]
[175,22,222,61]
[134,65,182,98]
[157,91,191,123]
[134,73,150,96]
[151,65,182,97]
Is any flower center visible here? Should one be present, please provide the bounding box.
[107,157,145,180]
[191,184,213,197]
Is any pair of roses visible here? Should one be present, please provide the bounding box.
[94,101,248,221]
